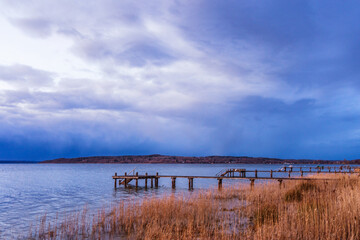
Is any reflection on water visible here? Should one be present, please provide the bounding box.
[0,163,352,239]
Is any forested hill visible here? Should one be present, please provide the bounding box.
[40,154,360,164]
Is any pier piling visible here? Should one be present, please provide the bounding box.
[218,178,223,190]
[124,172,128,188]
[145,173,148,189]
[135,172,138,189]
[172,177,176,189]
[250,179,255,190]
[188,178,194,190]
[114,172,117,189]
[155,172,159,188]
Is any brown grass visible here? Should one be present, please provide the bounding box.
[27,175,360,239]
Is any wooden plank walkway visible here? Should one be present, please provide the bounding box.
[112,167,358,190]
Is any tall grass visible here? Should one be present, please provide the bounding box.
[27,175,360,239]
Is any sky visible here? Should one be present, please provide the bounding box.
[0,0,360,161]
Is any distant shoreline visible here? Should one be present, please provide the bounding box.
[0,161,38,164]
[39,154,360,165]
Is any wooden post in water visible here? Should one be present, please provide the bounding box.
[255,170,258,178]
[309,167,312,172]
[145,173,148,189]
[288,171,291,178]
[155,172,159,188]
[188,178,194,190]
[250,179,255,190]
[270,170,273,178]
[218,178,222,190]
[278,179,283,189]
[135,172,139,189]
[301,170,303,177]
[151,178,154,188]
[284,166,287,172]
[114,172,117,189]
[172,177,176,189]
[290,167,293,172]
[124,172,127,188]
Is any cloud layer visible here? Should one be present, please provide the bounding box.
[0,0,360,160]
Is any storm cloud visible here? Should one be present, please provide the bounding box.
[0,0,359,160]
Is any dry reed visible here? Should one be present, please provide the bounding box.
[27,174,360,240]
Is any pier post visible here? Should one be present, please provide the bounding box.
[145,173,148,189]
[114,172,117,189]
[135,172,138,189]
[270,170,273,178]
[301,170,303,177]
[124,172,127,188]
[290,167,293,172]
[172,177,176,189]
[188,178,194,190]
[250,179,255,190]
[155,172,159,188]
[218,178,223,190]
[284,167,287,172]
[309,167,312,172]
[278,179,283,189]
[255,170,258,178]
[151,178,154,188]
[288,171,291,178]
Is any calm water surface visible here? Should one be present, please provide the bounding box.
[0,163,349,239]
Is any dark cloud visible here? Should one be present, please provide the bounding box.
[73,39,174,67]
[0,64,54,86]
[10,18,53,38]
[1,0,360,160]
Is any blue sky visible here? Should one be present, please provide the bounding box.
[0,0,360,160]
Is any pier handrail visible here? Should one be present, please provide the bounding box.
[216,168,229,177]
[127,167,137,176]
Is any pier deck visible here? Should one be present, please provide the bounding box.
[113,167,358,190]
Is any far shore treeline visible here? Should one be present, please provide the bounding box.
[40,154,360,164]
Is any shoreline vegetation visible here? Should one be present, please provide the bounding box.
[28,174,360,240]
[40,154,360,164]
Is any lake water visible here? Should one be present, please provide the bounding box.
[0,163,351,239]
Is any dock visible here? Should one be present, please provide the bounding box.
[113,166,359,190]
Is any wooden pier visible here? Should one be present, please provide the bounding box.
[113,167,358,190]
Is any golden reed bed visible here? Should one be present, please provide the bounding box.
[27,175,360,239]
